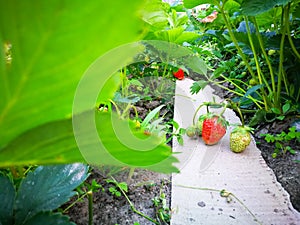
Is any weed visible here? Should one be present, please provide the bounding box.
[260,126,300,158]
[106,178,128,197]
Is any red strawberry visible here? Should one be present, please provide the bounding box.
[173,68,184,80]
[202,113,227,145]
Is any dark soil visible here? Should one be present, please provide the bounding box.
[66,81,299,225]
[254,121,300,211]
[65,168,171,225]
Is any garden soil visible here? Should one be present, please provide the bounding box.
[66,82,299,225]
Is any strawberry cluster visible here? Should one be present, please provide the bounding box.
[185,102,253,153]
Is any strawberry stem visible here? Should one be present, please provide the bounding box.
[193,104,204,125]
[229,101,245,126]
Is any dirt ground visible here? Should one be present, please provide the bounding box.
[65,168,171,225]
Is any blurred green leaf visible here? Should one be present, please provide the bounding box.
[24,212,76,225]
[0,0,144,148]
[271,107,281,115]
[183,0,216,9]
[0,175,15,225]
[141,105,165,128]
[0,111,179,173]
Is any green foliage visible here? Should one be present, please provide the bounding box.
[0,111,179,173]
[0,164,88,225]
[106,179,128,197]
[241,0,292,16]
[0,0,143,147]
[23,212,76,225]
[143,2,199,44]
[152,181,171,224]
[261,126,300,158]
[184,0,300,124]
[0,1,182,173]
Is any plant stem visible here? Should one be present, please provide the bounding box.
[88,191,93,225]
[230,101,245,126]
[216,3,255,79]
[208,77,264,109]
[175,184,262,225]
[110,176,159,224]
[127,167,135,183]
[244,16,269,111]
[277,5,288,107]
[285,3,300,61]
[10,167,18,178]
[219,74,265,104]
[193,104,204,125]
[252,17,276,95]
[63,193,88,213]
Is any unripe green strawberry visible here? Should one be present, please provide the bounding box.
[186,126,198,138]
[197,114,207,136]
[268,49,276,56]
[230,126,253,153]
[249,78,258,86]
[202,113,228,145]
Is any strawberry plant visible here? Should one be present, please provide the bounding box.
[0,164,88,225]
[184,0,300,125]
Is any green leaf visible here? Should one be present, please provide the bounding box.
[190,80,209,95]
[271,107,281,115]
[175,31,200,44]
[141,105,165,128]
[282,102,290,114]
[0,111,179,173]
[23,212,75,225]
[113,92,140,104]
[0,175,15,225]
[0,118,84,167]
[184,56,207,75]
[183,0,216,9]
[15,164,88,225]
[155,27,185,42]
[244,84,264,97]
[241,0,292,16]
[276,115,285,120]
[118,182,128,192]
[249,109,266,126]
[0,0,144,148]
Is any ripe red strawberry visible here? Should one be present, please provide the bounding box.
[173,68,184,80]
[230,126,253,153]
[201,113,227,145]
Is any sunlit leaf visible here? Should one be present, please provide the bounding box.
[0,0,144,148]
[183,0,217,9]
[0,111,179,173]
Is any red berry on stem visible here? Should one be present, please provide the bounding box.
[173,68,184,80]
[202,114,227,145]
